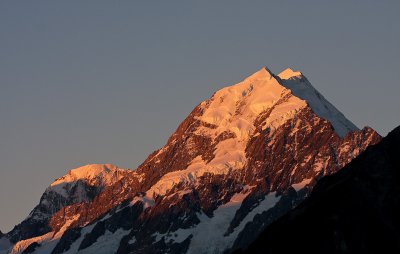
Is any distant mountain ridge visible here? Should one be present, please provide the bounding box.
[0,67,381,254]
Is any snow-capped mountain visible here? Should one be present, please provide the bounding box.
[0,67,381,254]
[3,165,134,253]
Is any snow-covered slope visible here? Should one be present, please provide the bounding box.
[2,67,381,254]
[49,164,128,198]
[278,68,358,137]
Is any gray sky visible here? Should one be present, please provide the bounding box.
[1,1,399,232]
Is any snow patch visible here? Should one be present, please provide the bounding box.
[62,223,97,254]
[128,237,136,245]
[131,195,155,209]
[292,178,312,191]
[9,232,54,254]
[153,190,280,254]
[77,228,130,254]
[187,191,280,253]
[277,68,302,80]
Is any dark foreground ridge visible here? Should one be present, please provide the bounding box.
[238,125,400,254]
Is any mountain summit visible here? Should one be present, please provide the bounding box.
[0,67,380,254]
[277,68,303,79]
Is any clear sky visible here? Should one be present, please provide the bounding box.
[0,1,399,232]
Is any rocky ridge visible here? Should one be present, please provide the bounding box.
[239,125,400,254]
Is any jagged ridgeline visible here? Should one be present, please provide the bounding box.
[0,67,381,254]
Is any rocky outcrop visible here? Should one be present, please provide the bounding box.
[238,125,400,254]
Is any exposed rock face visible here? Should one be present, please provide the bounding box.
[238,125,400,254]
[6,164,133,243]
[1,67,381,254]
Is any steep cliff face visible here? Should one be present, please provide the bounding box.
[239,125,400,254]
[1,67,381,254]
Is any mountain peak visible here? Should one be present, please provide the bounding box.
[47,164,129,198]
[278,68,303,80]
[51,164,122,186]
[68,164,118,177]
[245,67,274,81]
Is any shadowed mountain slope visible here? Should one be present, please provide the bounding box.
[239,125,400,254]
